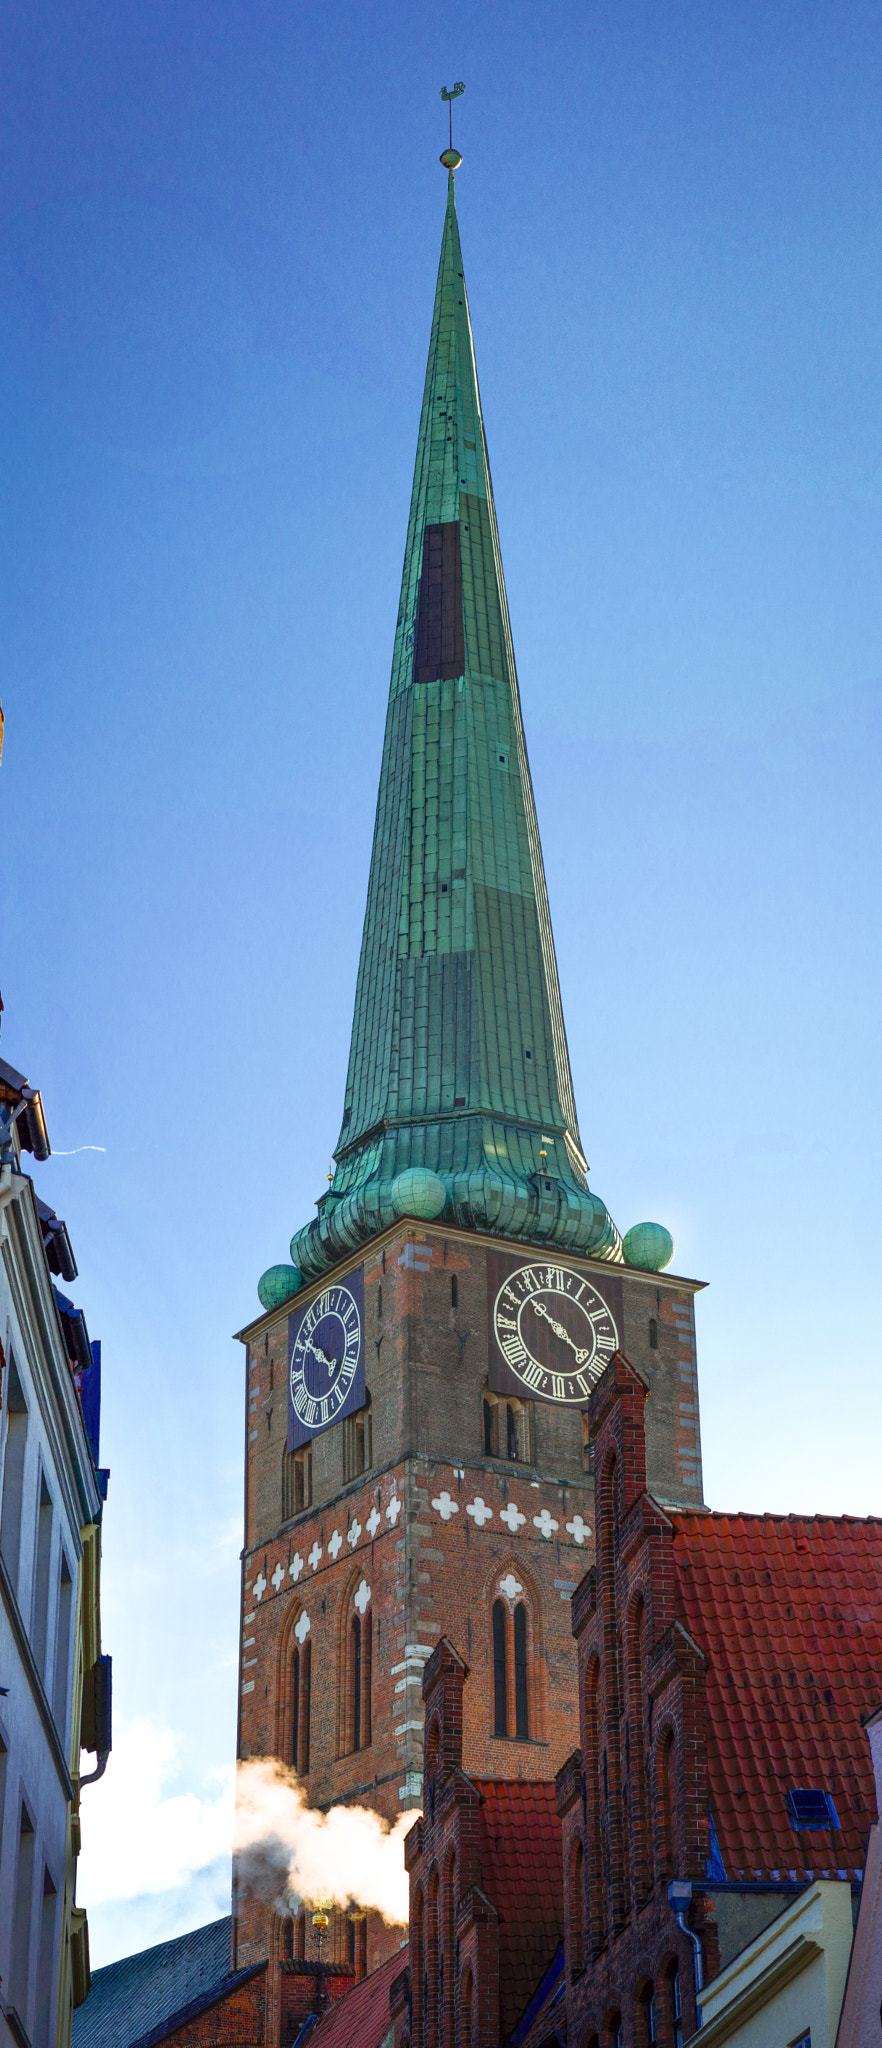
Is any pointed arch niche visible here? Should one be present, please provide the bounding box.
[336,1570,373,1758]
[486,1559,544,1744]
[275,1602,312,1776]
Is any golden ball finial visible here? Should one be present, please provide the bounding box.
[440,148,462,171]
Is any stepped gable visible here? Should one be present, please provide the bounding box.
[672,1508,882,1882]
[282,163,619,1289]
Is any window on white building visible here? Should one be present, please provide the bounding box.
[31,1473,54,1679]
[10,1801,36,2019]
[0,1357,29,1597]
[53,1554,74,1737]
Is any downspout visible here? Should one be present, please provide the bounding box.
[667,1880,704,2028]
[79,1750,109,1788]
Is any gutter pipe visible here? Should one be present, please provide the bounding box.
[668,1879,704,2028]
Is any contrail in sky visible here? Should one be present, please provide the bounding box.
[51,1145,107,1156]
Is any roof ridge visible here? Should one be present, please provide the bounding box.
[88,1915,232,1983]
[673,1510,882,1529]
[127,1962,265,2048]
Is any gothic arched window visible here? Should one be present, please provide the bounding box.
[480,1387,534,1463]
[282,1441,312,1520]
[513,1602,528,1738]
[285,1631,311,1775]
[492,1599,507,1735]
[491,1585,536,1740]
[343,1391,372,1481]
[338,1579,372,1756]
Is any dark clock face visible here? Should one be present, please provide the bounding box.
[492,1262,619,1403]
[289,1283,362,1432]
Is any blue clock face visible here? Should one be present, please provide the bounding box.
[289,1283,362,1432]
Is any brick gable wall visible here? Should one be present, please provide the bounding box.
[560,1355,719,2046]
[149,1967,267,2048]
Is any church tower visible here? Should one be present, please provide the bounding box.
[234,155,705,2025]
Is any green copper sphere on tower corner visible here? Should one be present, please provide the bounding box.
[259,158,633,1303]
[622,1223,675,1273]
[257,1263,303,1312]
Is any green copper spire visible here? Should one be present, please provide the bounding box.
[284,169,620,1288]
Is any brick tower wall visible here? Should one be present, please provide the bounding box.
[233,1222,703,2035]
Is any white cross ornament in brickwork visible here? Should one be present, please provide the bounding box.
[466,1497,493,1527]
[566,1514,591,1546]
[354,1578,371,1616]
[386,1492,402,1525]
[432,1490,459,1521]
[498,1573,522,1601]
[271,1562,285,1592]
[294,1610,310,1646]
[253,1572,267,1601]
[289,1553,304,1582]
[327,1529,343,1560]
[348,1519,362,1548]
[308,1541,322,1572]
[499,1502,526,1533]
[366,1506,381,1539]
[533,1509,559,1539]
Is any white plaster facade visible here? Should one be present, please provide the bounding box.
[692,1880,855,2048]
[0,1116,104,2048]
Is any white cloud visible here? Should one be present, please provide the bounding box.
[86,1863,233,1971]
[78,1719,234,1906]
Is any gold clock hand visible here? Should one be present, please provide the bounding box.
[532,1300,593,1365]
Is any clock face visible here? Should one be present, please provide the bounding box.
[289,1283,363,1432]
[492,1262,619,1403]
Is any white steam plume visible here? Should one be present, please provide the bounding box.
[234,1758,415,1926]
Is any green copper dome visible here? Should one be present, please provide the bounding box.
[391,1167,447,1220]
[622,1223,674,1273]
[276,169,621,1292]
[257,1264,303,1312]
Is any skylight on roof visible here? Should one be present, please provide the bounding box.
[785,1788,840,1830]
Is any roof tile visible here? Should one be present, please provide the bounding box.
[673,1512,882,1880]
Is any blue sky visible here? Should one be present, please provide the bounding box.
[1,0,880,1965]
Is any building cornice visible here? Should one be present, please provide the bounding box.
[235,1217,705,1346]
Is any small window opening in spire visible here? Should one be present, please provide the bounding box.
[649,1316,658,1349]
[451,1275,458,1310]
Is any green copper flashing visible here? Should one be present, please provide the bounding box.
[281,176,621,1289]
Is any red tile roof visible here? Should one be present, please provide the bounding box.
[471,1779,564,2041]
[306,1948,402,2048]
[673,1511,882,1882]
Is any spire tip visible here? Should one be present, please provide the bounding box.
[440,147,462,172]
